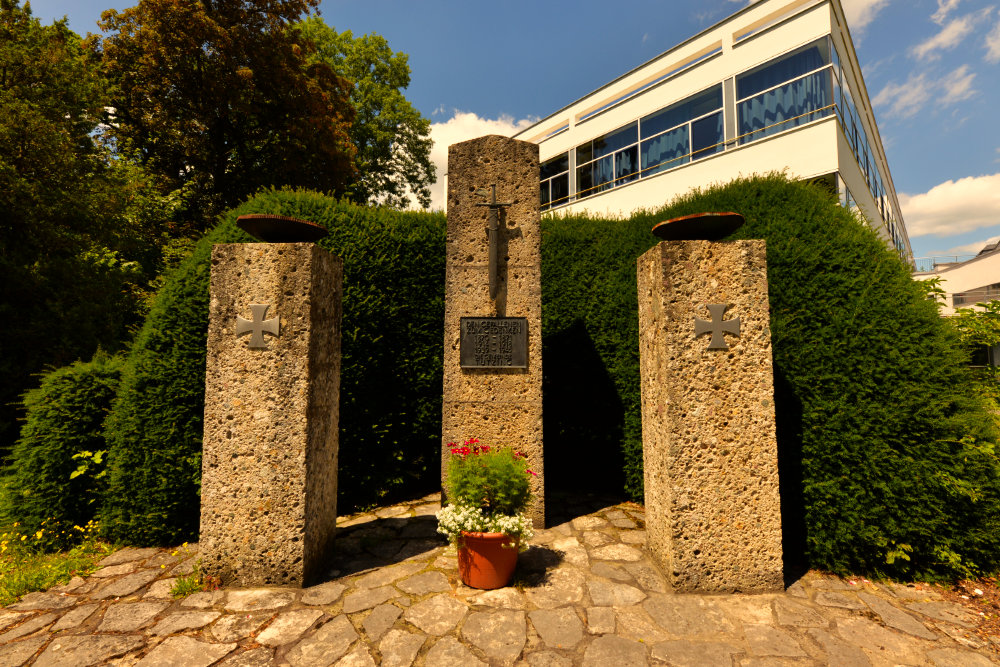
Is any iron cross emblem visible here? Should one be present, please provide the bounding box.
[694,304,741,350]
[236,304,280,349]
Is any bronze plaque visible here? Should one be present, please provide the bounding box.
[460,317,528,369]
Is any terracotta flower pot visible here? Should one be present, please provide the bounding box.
[457,531,519,589]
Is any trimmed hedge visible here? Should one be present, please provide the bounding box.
[101,189,446,545]
[1,352,121,549]
[542,173,1000,578]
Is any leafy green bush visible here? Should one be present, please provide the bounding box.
[542,173,1000,578]
[0,352,121,548]
[101,188,446,545]
[444,440,533,516]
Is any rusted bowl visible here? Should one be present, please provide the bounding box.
[236,214,328,243]
[651,212,744,241]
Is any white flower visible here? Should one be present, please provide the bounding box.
[435,504,534,550]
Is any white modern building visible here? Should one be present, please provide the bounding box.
[914,241,1000,316]
[513,0,913,263]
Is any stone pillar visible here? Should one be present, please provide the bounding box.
[201,243,342,587]
[442,135,544,527]
[637,240,783,593]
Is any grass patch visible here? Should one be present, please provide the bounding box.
[0,520,115,606]
[169,559,220,599]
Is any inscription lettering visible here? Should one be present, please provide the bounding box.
[460,317,528,369]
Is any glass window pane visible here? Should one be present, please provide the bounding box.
[540,180,550,208]
[576,142,593,165]
[737,37,830,99]
[616,145,638,184]
[551,173,569,206]
[641,125,688,176]
[594,122,638,159]
[577,164,594,198]
[641,85,722,138]
[691,111,723,159]
[737,70,832,144]
[540,153,568,180]
[594,155,614,191]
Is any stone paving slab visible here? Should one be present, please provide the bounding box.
[1,491,998,666]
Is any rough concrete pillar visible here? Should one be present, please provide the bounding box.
[637,240,783,592]
[442,135,544,527]
[201,242,342,587]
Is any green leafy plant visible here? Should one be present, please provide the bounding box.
[169,559,220,598]
[437,439,536,546]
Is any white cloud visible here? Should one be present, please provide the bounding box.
[841,0,892,31]
[932,0,963,24]
[873,66,976,118]
[422,111,536,211]
[986,12,1000,62]
[900,173,1000,237]
[931,235,1000,257]
[911,12,979,60]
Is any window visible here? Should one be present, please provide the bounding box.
[736,38,835,144]
[540,153,569,211]
[640,85,723,176]
[576,123,638,198]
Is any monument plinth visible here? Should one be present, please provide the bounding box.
[201,241,342,587]
[442,135,544,527]
[637,232,783,593]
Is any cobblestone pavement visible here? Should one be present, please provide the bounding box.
[1,493,998,666]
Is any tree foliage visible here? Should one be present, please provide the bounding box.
[95,0,357,231]
[0,1,166,456]
[297,17,434,209]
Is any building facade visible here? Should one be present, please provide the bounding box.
[513,0,913,263]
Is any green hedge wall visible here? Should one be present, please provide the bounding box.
[101,189,446,545]
[1,352,121,548]
[542,173,1000,578]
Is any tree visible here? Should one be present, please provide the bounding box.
[297,17,434,209]
[95,0,357,231]
[0,0,165,457]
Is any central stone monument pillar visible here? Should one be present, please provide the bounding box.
[442,135,544,526]
[201,218,342,587]
[637,215,783,593]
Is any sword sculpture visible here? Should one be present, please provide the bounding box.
[475,184,513,301]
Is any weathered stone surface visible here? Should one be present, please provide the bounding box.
[552,537,589,567]
[0,610,29,631]
[181,590,226,608]
[715,596,776,625]
[150,611,221,635]
[97,601,169,632]
[586,579,646,607]
[0,636,48,666]
[586,607,616,634]
[619,530,646,545]
[589,545,643,562]
[342,585,396,614]
[650,639,742,666]
[581,635,647,667]
[590,562,631,582]
[257,608,323,646]
[614,606,670,644]
[51,603,99,631]
[524,567,585,609]
[224,589,295,612]
[201,242,342,587]
[92,569,161,599]
[442,135,544,527]
[774,597,826,627]
[814,591,864,610]
[97,547,160,567]
[335,646,376,667]
[623,563,667,593]
[858,592,936,639]
[887,582,941,600]
[217,647,275,667]
[353,562,424,589]
[0,612,56,643]
[8,592,78,611]
[33,635,145,667]
[91,562,137,578]
[743,624,807,657]
[805,629,871,667]
[926,647,998,667]
[907,600,979,627]
[642,595,736,636]
[424,636,486,667]
[403,594,467,635]
[136,636,236,667]
[396,571,450,595]
[529,608,584,648]
[285,615,358,666]
[143,578,177,599]
[211,613,271,643]
[470,587,527,610]
[525,650,572,667]
[378,629,425,667]
[834,617,927,664]
[301,581,346,606]
[461,610,526,661]
[361,603,402,641]
[637,240,783,593]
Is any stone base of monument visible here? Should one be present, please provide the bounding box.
[200,243,342,587]
[637,239,784,593]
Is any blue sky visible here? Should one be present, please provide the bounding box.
[31,0,1000,260]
